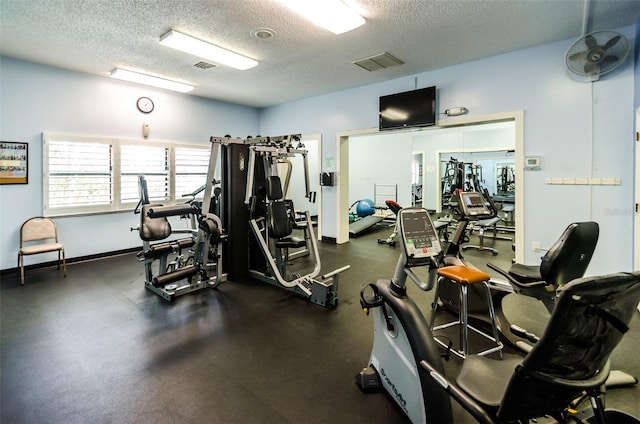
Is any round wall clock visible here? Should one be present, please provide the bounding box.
[136,97,154,113]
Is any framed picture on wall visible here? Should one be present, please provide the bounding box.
[0,141,28,184]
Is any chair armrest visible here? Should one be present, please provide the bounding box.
[527,360,611,390]
[420,360,496,424]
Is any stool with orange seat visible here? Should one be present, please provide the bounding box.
[430,264,503,359]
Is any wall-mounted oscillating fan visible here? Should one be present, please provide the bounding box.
[565,31,630,81]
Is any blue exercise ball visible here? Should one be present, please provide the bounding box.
[356,199,375,217]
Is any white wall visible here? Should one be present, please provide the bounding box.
[260,25,637,275]
[348,131,414,209]
[0,58,259,270]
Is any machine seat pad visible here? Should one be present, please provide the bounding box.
[438,265,490,285]
[274,237,306,249]
[140,204,172,241]
[456,354,522,410]
[477,217,501,227]
[508,263,542,283]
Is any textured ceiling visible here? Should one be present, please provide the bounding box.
[1,0,639,108]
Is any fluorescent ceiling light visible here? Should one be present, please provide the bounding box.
[159,30,258,70]
[277,0,365,35]
[110,68,194,93]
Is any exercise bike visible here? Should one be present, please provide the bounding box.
[357,206,454,424]
[356,203,640,424]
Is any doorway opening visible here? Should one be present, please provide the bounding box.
[336,111,524,262]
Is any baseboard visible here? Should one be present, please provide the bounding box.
[1,247,139,276]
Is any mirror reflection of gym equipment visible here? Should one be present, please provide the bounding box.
[439,151,515,256]
[412,152,423,207]
[348,120,517,261]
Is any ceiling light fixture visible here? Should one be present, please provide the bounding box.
[276,0,365,35]
[251,28,276,40]
[159,30,258,70]
[110,68,194,92]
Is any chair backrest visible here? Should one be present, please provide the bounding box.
[497,271,640,421]
[266,176,293,239]
[540,221,599,287]
[20,217,58,245]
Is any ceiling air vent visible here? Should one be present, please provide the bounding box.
[194,61,217,70]
[353,52,404,72]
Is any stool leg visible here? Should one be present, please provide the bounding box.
[460,284,468,358]
[483,282,503,358]
[429,277,442,330]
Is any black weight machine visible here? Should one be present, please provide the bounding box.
[213,134,349,307]
[132,138,226,302]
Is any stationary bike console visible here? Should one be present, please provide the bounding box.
[457,191,493,219]
[398,208,442,267]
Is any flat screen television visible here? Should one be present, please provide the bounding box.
[379,86,436,131]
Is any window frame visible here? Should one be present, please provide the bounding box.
[43,133,210,217]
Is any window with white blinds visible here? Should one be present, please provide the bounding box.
[120,144,169,204]
[43,133,210,216]
[46,140,113,210]
[175,147,210,199]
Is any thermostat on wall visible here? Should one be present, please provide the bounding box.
[525,156,541,169]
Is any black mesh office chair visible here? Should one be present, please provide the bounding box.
[422,271,640,424]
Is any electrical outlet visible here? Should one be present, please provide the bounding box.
[532,241,541,252]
